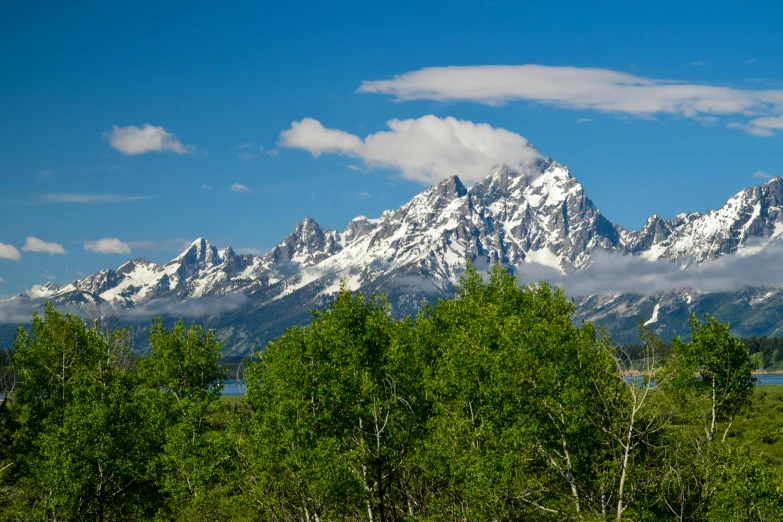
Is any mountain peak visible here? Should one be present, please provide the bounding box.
[437,175,468,198]
[343,215,379,242]
[295,216,323,233]
[170,237,222,270]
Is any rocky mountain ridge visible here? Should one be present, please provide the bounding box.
[7,158,783,353]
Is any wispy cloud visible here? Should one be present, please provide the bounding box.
[236,247,263,256]
[237,143,279,160]
[753,170,775,179]
[126,239,191,252]
[112,294,249,321]
[84,238,132,255]
[744,58,757,65]
[39,169,55,179]
[728,115,783,137]
[22,237,66,255]
[354,191,372,200]
[40,193,156,204]
[690,60,706,67]
[103,124,195,155]
[231,183,249,193]
[358,65,783,135]
[576,118,592,124]
[0,242,21,261]
[201,184,213,190]
[0,293,249,324]
[41,270,56,281]
[279,115,541,185]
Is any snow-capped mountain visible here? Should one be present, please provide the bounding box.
[622,179,783,264]
[7,158,783,352]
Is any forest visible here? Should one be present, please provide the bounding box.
[0,263,781,521]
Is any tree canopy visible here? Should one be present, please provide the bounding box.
[0,264,780,521]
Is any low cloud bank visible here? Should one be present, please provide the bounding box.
[117,293,249,321]
[0,293,248,325]
[515,243,783,296]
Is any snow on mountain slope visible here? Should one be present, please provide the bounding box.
[626,176,783,265]
[8,159,783,350]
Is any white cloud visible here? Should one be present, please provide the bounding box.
[236,143,277,160]
[279,115,541,185]
[690,60,706,67]
[0,276,4,283]
[358,65,783,130]
[42,271,56,281]
[231,183,249,193]
[576,118,592,124]
[729,115,783,136]
[84,238,132,255]
[126,239,191,252]
[22,237,66,255]
[744,58,757,64]
[103,124,194,155]
[41,193,155,204]
[236,247,263,256]
[727,122,775,137]
[39,169,55,178]
[515,243,783,296]
[753,170,775,179]
[0,242,21,261]
[355,191,372,200]
[115,294,249,321]
[201,184,213,190]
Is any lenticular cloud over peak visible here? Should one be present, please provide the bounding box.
[358,65,783,135]
[278,115,541,185]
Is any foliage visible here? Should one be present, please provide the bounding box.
[1,265,781,520]
[661,314,758,442]
[7,303,156,520]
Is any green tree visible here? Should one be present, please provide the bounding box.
[9,303,157,521]
[412,262,655,520]
[705,445,783,522]
[138,318,232,518]
[662,314,757,443]
[243,285,426,521]
[656,314,783,521]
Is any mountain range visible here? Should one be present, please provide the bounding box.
[5,156,783,354]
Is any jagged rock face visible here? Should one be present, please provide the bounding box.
[625,178,783,265]
[12,160,783,353]
[343,216,378,243]
[624,215,674,254]
[263,216,343,268]
[469,161,622,271]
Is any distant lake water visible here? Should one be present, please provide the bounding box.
[220,374,783,396]
[756,374,783,386]
[223,379,246,396]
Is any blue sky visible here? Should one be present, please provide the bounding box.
[1,0,782,295]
